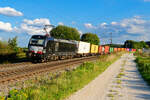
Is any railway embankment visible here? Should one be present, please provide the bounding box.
[0,52,123,100]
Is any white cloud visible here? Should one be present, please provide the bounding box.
[23,18,50,26]
[0,7,23,16]
[83,16,150,44]
[0,21,13,32]
[58,22,64,25]
[111,22,118,25]
[120,17,148,34]
[100,22,107,27]
[19,24,45,35]
[84,23,94,29]
[0,37,2,41]
[72,21,76,25]
[15,18,51,35]
[78,30,83,35]
[127,25,146,34]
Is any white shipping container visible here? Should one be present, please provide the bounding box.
[102,47,105,52]
[76,41,90,54]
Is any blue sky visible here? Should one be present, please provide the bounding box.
[0,0,150,47]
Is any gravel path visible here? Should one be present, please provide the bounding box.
[66,54,150,100]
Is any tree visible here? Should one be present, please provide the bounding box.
[81,33,100,45]
[8,36,18,52]
[124,40,149,49]
[50,25,80,41]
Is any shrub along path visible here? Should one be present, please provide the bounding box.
[67,54,150,100]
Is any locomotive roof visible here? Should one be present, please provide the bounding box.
[47,37,77,44]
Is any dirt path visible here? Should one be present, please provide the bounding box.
[66,54,150,100]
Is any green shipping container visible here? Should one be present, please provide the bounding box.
[109,47,114,53]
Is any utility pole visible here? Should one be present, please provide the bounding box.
[43,25,55,37]
[110,32,112,44]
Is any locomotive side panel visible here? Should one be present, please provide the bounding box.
[45,39,77,58]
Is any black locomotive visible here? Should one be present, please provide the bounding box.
[28,35,77,62]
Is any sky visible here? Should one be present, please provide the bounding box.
[0,0,150,47]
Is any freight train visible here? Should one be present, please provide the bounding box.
[28,35,136,62]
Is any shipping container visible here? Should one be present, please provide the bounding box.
[109,47,114,53]
[76,41,90,55]
[98,46,103,54]
[132,49,136,52]
[104,46,110,54]
[90,44,99,54]
[121,48,124,51]
[114,48,118,52]
[118,48,121,51]
[102,46,105,53]
[126,48,130,51]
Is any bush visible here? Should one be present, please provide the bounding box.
[81,33,100,45]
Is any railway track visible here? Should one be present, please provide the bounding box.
[0,56,99,85]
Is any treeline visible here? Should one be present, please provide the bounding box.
[107,44,124,48]
[0,37,18,55]
[51,25,100,45]
[124,40,149,49]
[0,37,26,63]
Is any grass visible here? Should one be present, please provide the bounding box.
[116,79,122,84]
[108,93,114,97]
[120,68,125,72]
[108,93,115,98]
[135,53,150,85]
[109,89,118,92]
[115,85,122,88]
[2,52,123,100]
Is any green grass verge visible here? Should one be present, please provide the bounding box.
[1,52,123,100]
[135,54,150,85]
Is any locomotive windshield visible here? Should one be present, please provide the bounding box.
[29,35,46,46]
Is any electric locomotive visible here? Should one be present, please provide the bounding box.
[28,35,77,62]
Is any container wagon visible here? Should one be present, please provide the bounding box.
[104,46,110,54]
[114,48,118,52]
[109,47,114,53]
[118,48,121,52]
[90,44,99,55]
[98,46,103,55]
[121,48,124,51]
[126,48,130,52]
[76,41,90,57]
[102,46,105,54]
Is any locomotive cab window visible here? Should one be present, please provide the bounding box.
[29,35,46,46]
